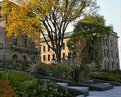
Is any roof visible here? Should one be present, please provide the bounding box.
[110,31,119,38]
[40,31,73,43]
[40,31,119,43]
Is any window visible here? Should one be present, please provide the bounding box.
[52,54,55,60]
[107,61,110,69]
[104,49,106,57]
[68,53,71,59]
[12,54,18,59]
[43,46,45,52]
[112,62,114,69]
[48,46,50,51]
[63,53,65,60]
[107,50,109,57]
[111,50,113,59]
[117,63,119,69]
[104,61,107,69]
[23,56,27,61]
[106,38,108,46]
[48,55,50,61]
[110,40,113,47]
[43,55,46,61]
[116,52,118,58]
[63,43,65,49]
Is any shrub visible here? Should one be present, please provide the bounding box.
[0,80,15,97]
[67,61,97,82]
[50,63,69,78]
[29,63,49,76]
[24,80,74,97]
[91,70,121,83]
[0,70,73,97]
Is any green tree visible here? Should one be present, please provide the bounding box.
[68,15,113,66]
[1,0,98,63]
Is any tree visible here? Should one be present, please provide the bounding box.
[1,0,98,63]
[68,15,113,66]
[1,0,53,46]
[41,0,98,63]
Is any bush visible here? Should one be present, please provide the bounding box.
[67,61,97,82]
[29,63,49,76]
[24,80,74,97]
[0,70,73,97]
[0,80,15,97]
[91,70,121,83]
[50,63,69,78]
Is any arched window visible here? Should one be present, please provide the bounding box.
[23,56,27,61]
[12,54,18,60]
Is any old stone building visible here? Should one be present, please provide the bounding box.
[0,20,40,68]
[0,1,40,68]
[40,31,120,70]
[0,31,40,67]
[0,29,40,68]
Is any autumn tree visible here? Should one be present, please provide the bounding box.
[1,0,98,63]
[1,0,53,46]
[68,15,113,66]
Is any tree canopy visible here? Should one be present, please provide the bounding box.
[1,0,53,45]
[68,15,113,65]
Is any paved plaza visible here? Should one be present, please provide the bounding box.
[87,86,121,97]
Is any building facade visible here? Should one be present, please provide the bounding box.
[41,38,70,64]
[0,30,40,67]
[0,19,40,68]
[101,32,120,70]
[40,32,120,70]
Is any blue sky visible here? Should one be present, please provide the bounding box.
[97,0,121,67]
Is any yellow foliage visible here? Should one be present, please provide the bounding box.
[1,0,53,46]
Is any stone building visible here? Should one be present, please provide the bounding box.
[0,1,40,68]
[101,32,120,70]
[0,20,40,68]
[40,31,120,70]
[0,29,40,68]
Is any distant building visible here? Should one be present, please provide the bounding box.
[101,32,120,70]
[40,31,120,70]
[40,32,71,64]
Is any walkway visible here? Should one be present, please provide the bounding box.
[87,86,121,97]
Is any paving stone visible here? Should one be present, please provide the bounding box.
[87,86,121,97]
[57,83,68,87]
[68,86,89,93]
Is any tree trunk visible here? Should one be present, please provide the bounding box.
[55,46,62,63]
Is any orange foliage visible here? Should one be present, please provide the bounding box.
[0,80,15,97]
